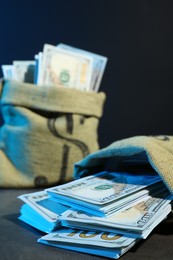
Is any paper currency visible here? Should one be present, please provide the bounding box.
[13,60,35,83]
[1,61,35,83]
[46,171,161,216]
[17,170,172,259]
[38,228,137,259]
[57,43,108,91]
[60,189,172,238]
[18,190,69,233]
[34,52,43,84]
[38,44,93,91]
[1,43,107,92]
[1,65,14,79]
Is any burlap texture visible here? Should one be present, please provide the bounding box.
[74,135,173,194]
[0,79,106,188]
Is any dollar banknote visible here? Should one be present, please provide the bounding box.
[1,65,14,79]
[46,171,161,216]
[34,52,43,84]
[1,43,107,92]
[38,228,137,259]
[57,43,108,91]
[60,189,172,238]
[18,190,69,233]
[19,204,59,233]
[60,205,171,240]
[38,44,93,91]
[13,60,35,83]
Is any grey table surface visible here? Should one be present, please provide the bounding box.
[0,188,173,260]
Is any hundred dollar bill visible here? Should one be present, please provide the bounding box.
[1,65,15,79]
[38,228,137,259]
[34,52,43,84]
[38,44,93,91]
[57,43,108,92]
[46,171,161,217]
[19,204,58,233]
[61,205,171,240]
[60,189,172,238]
[13,60,35,83]
[18,191,69,233]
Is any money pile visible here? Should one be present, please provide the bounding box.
[18,191,69,233]
[1,43,108,92]
[18,170,172,259]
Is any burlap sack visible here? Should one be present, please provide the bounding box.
[0,79,106,188]
[74,135,173,194]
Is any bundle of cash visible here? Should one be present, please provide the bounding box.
[2,61,35,83]
[59,189,171,239]
[1,43,107,92]
[45,171,162,217]
[38,228,138,259]
[18,190,69,233]
[18,171,172,259]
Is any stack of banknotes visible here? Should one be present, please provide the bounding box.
[18,170,172,259]
[1,43,108,92]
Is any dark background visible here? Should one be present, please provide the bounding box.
[0,0,173,148]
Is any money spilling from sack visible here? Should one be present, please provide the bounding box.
[1,43,107,92]
[18,171,172,259]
